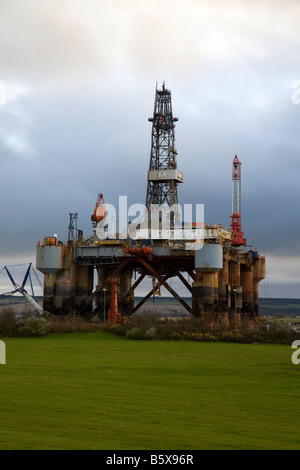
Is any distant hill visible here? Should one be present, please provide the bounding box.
[135,297,300,317]
[259,298,300,316]
[0,295,43,305]
[1,295,299,317]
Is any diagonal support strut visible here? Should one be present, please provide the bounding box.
[132,275,171,314]
[137,258,191,314]
[170,264,193,293]
[79,258,132,313]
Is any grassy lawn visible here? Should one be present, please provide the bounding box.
[0,330,299,450]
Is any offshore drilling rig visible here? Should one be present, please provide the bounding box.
[36,83,265,326]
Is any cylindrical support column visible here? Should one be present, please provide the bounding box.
[54,270,73,315]
[229,259,242,324]
[241,268,254,317]
[192,271,203,317]
[203,272,219,314]
[253,281,259,319]
[236,286,242,321]
[119,268,134,317]
[43,274,56,313]
[219,254,230,312]
[192,272,219,317]
[253,256,265,321]
[192,243,223,318]
[230,286,242,328]
[75,265,94,315]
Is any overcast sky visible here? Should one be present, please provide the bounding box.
[0,0,299,298]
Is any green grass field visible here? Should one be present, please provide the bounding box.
[0,331,299,450]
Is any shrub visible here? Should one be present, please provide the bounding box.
[145,327,157,339]
[47,315,102,334]
[0,308,18,336]
[101,314,300,345]
[126,327,142,339]
[18,316,50,337]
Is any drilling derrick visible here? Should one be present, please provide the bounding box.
[231,154,247,246]
[146,82,183,224]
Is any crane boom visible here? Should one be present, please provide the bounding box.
[232,154,241,215]
[230,155,247,246]
[91,193,106,226]
[23,291,43,316]
[1,263,43,317]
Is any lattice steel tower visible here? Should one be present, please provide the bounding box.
[146,82,183,213]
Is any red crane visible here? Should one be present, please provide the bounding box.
[230,155,247,246]
[91,193,106,226]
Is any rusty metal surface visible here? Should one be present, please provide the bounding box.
[195,243,223,272]
[36,245,63,274]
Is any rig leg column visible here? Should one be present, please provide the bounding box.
[192,272,219,319]
[241,267,254,322]
[202,272,219,317]
[43,274,56,314]
[54,270,72,316]
[253,256,265,322]
[191,271,204,317]
[219,254,230,327]
[219,253,230,316]
[75,266,94,315]
[119,268,134,317]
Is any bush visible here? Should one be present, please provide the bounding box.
[145,327,157,339]
[101,314,300,345]
[48,316,101,334]
[18,316,50,337]
[126,327,142,339]
[0,308,18,336]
